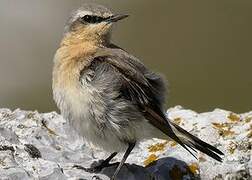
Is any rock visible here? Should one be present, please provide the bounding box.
[0,107,251,180]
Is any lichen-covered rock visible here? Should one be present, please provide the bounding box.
[0,107,251,180]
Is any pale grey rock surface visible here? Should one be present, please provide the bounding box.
[0,107,251,180]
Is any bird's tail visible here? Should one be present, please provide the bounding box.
[170,122,224,162]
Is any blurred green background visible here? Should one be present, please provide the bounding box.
[0,0,251,113]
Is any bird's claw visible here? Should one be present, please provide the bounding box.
[73,160,115,173]
[73,164,101,173]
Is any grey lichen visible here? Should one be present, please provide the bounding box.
[0,107,251,179]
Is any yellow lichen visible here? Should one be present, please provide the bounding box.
[170,141,178,147]
[169,164,196,179]
[212,122,228,129]
[26,112,36,119]
[228,113,240,122]
[247,131,252,138]
[247,125,252,138]
[212,122,235,137]
[220,129,235,137]
[188,163,199,174]
[245,117,252,123]
[228,142,237,154]
[169,165,186,180]
[148,141,168,153]
[144,154,158,166]
[173,117,182,125]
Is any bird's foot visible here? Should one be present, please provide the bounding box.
[73,160,119,173]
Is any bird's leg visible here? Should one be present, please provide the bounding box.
[111,142,136,180]
[73,152,118,173]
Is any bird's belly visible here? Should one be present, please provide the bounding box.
[56,87,128,152]
[69,109,129,152]
[54,85,167,153]
[73,117,128,152]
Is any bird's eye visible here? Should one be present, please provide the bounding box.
[95,16,102,22]
[81,15,104,24]
[82,15,92,23]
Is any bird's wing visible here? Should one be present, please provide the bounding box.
[94,48,196,152]
[94,47,166,110]
[92,47,223,161]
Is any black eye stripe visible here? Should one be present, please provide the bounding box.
[81,15,106,24]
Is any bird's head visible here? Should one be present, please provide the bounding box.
[63,4,128,45]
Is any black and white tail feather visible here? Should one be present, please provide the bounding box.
[146,107,224,162]
[171,122,223,162]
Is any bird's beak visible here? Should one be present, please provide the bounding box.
[105,14,129,23]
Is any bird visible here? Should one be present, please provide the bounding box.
[52,3,223,180]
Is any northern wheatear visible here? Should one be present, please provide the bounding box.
[52,3,223,180]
